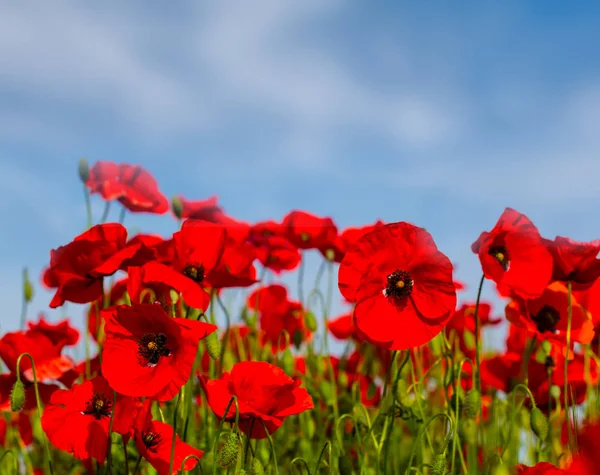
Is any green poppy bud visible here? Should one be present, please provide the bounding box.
[247,458,264,475]
[460,419,478,446]
[217,433,239,467]
[530,407,548,441]
[171,196,184,220]
[463,389,481,419]
[305,311,317,333]
[430,453,448,475]
[78,158,90,183]
[292,329,303,349]
[204,332,222,360]
[23,268,33,303]
[10,379,26,412]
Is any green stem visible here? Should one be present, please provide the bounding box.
[100,201,111,223]
[132,456,143,475]
[244,418,256,469]
[258,419,279,475]
[521,335,537,385]
[314,441,330,474]
[0,450,18,473]
[405,414,453,475]
[169,391,183,475]
[179,454,204,474]
[211,396,240,475]
[122,436,130,475]
[83,184,93,229]
[16,353,54,475]
[290,457,311,474]
[105,390,117,473]
[118,205,127,224]
[297,254,305,306]
[500,384,537,459]
[473,274,485,396]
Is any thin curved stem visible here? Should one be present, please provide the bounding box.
[500,383,537,459]
[290,457,311,475]
[211,396,240,475]
[83,184,93,229]
[259,419,279,475]
[100,201,111,223]
[169,391,183,475]
[405,413,453,475]
[106,390,118,473]
[314,441,330,474]
[179,454,204,474]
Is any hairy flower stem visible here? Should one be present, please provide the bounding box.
[168,391,183,475]
[16,353,54,475]
[565,280,575,451]
[105,390,118,474]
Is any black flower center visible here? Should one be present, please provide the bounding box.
[183,264,205,283]
[489,246,509,271]
[385,270,413,301]
[531,305,560,334]
[137,333,171,366]
[82,393,112,419]
[142,431,162,449]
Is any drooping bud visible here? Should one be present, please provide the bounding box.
[217,433,239,467]
[304,311,317,333]
[463,389,481,419]
[430,453,448,475]
[204,332,222,360]
[530,407,548,441]
[10,379,26,412]
[23,268,34,303]
[337,371,349,389]
[78,158,90,183]
[171,196,184,220]
[247,458,264,475]
[281,348,295,376]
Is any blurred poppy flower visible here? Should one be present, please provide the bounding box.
[247,284,310,351]
[41,376,137,464]
[127,234,174,265]
[282,210,338,250]
[339,222,456,350]
[206,238,257,289]
[545,236,600,287]
[516,462,566,474]
[569,420,600,474]
[135,220,226,310]
[251,234,301,274]
[133,400,203,474]
[176,195,223,221]
[471,208,553,299]
[505,281,594,347]
[446,302,500,358]
[320,221,385,263]
[202,361,314,439]
[327,312,359,341]
[27,315,79,348]
[87,161,169,214]
[102,303,216,401]
[46,223,153,308]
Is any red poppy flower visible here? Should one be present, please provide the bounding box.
[202,361,314,439]
[251,234,301,274]
[46,223,153,308]
[472,208,553,299]
[339,222,456,350]
[446,302,500,358]
[320,221,385,263]
[42,376,137,464]
[516,462,566,474]
[133,400,203,475]
[545,236,600,287]
[569,421,600,474]
[505,281,594,347]
[102,303,217,401]
[59,355,103,388]
[0,330,74,382]
[87,161,169,214]
[282,210,338,250]
[247,285,310,351]
[27,315,80,349]
[176,195,224,221]
[206,239,257,288]
[127,234,175,265]
[327,312,359,341]
[135,220,226,310]
[87,278,128,343]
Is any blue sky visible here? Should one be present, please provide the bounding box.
[1,1,600,354]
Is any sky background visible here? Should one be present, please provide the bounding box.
[1,1,600,356]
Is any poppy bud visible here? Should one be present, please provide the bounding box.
[281,348,294,376]
[319,381,335,405]
[171,196,184,220]
[430,453,448,475]
[460,419,478,446]
[204,332,222,360]
[78,157,90,183]
[247,458,264,475]
[305,417,316,439]
[530,407,548,441]
[23,268,34,303]
[217,433,239,467]
[337,371,349,388]
[463,389,481,419]
[222,351,235,372]
[10,379,25,412]
[292,329,303,349]
[305,311,317,333]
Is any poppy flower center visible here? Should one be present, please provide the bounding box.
[385,270,413,301]
[531,305,560,334]
[137,333,172,366]
[142,431,161,449]
[300,232,310,242]
[489,246,509,271]
[82,393,112,419]
[183,264,205,283]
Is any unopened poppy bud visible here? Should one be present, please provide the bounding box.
[23,268,33,303]
[530,407,548,441]
[204,332,222,360]
[325,248,336,261]
[463,389,481,419]
[78,158,90,183]
[217,433,239,467]
[281,348,294,376]
[541,340,552,355]
[247,458,264,475]
[292,329,303,349]
[171,196,183,220]
[10,379,26,412]
[430,453,448,475]
[319,381,335,405]
[305,311,317,332]
[337,371,349,388]
[460,419,478,446]
[222,351,235,372]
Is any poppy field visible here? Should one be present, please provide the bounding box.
[2,159,600,475]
